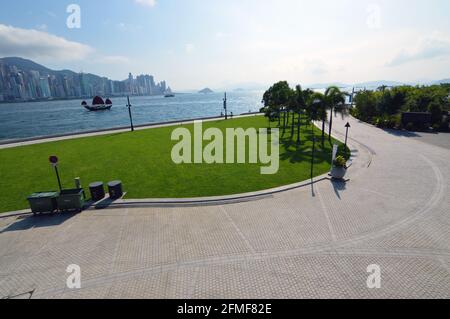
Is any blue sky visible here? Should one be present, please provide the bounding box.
[0,0,449,90]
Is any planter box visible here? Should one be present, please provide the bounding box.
[57,189,85,212]
[331,167,347,180]
[27,192,58,215]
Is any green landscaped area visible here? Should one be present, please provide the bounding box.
[0,115,348,213]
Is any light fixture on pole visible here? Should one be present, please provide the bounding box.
[345,122,351,147]
[49,155,62,192]
[223,92,228,120]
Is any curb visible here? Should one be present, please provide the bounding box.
[0,115,369,215]
[0,112,262,149]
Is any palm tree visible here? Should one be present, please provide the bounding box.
[307,92,328,148]
[324,86,348,142]
[290,86,313,144]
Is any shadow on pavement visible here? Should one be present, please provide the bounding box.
[331,178,348,200]
[0,212,78,233]
[382,128,421,138]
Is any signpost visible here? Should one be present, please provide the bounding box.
[127,96,135,132]
[49,156,62,191]
[345,122,351,147]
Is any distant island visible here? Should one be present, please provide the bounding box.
[198,88,214,94]
[0,57,171,103]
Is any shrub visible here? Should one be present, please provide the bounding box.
[333,156,347,168]
[390,114,402,129]
[406,122,415,131]
[432,123,440,132]
[428,101,443,125]
[439,116,450,132]
[337,144,351,160]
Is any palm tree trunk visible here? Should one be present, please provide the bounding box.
[291,112,295,137]
[328,107,333,142]
[296,112,301,144]
[282,111,287,135]
[321,119,325,148]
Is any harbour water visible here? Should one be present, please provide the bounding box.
[0,91,264,141]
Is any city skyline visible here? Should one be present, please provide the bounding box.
[0,57,170,102]
[0,1,449,90]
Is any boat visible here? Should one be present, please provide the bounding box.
[164,87,175,98]
[82,96,112,111]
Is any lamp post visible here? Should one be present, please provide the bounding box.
[127,96,135,132]
[223,92,228,120]
[311,132,316,180]
[345,122,351,147]
[49,156,62,192]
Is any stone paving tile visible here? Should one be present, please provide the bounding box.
[112,206,250,274]
[224,194,332,252]
[333,255,450,299]
[361,217,450,251]
[58,284,113,299]
[192,256,350,299]
[188,255,449,299]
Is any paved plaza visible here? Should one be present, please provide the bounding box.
[0,115,449,299]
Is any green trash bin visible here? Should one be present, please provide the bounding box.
[57,189,85,212]
[27,192,59,215]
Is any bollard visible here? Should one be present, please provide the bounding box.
[75,177,81,189]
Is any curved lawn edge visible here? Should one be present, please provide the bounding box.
[0,115,350,213]
[116,125,353,205]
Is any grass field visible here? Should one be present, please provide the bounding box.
[0,115,348,213]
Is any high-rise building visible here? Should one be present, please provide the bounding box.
[0,58,171,101]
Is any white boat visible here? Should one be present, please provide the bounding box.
[164,87,175,98]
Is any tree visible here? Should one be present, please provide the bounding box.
[262,81,292,128]
[289,85,311,144]
[324,86,348,142]
[354,90,378,120]
[428,101,443,125]
[308,92,327,148]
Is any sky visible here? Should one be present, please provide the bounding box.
[0,0,449,90]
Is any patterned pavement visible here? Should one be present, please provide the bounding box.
[0,114,449,299]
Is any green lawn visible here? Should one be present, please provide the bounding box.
[0,115,348,213]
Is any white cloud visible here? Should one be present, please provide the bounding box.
[387,32,450,67]
[134,0,157,8]
[185,43,195,54]
[0,24,93,61]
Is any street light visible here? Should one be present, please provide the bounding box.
[310,133,316,180]
[345,122,351,147]
[223,92,228,120]
[49,156,62,192]
[126,96,135,132]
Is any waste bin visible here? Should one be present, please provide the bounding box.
[108,180,123,200]
[57,189,85,212]
[27,192,58,215]
[89,182,105,202]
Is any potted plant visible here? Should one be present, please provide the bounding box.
[331,155,347,180]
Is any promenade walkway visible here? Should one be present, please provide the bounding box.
[0,113,449,299]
